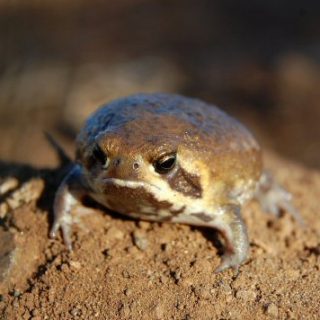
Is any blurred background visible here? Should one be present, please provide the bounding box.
[0,0,319,169]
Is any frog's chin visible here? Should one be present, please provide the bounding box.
[102,178,161,191]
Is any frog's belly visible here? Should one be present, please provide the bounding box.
[90,184,185,221]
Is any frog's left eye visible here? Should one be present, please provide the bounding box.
[89,144,109,169]
[154,154,177,174]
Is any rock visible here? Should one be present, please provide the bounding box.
[124,288,132,296]
[0,202,9,218]
[0,178,47,294]
[132,230,148,251]
[265,303,279,317]
[0,229,16,293]
[137,221,150,230]
[106,226,124,240]
[6,179,44,211]
[0,177,19,195]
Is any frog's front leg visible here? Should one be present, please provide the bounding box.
[172,204,249,273]
[50,165,89,250]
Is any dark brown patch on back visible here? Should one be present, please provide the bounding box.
[167,167,202,198]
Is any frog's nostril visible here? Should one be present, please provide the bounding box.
[113,158,121,167]
[133,162,140,170]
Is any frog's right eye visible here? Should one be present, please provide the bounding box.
[154,153,177,174]
[88,144,109,169]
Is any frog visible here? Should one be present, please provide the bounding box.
[50,93,302,272]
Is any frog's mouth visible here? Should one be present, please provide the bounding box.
[100,177,204,218]
[102,178,161,192]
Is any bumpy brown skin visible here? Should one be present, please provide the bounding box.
[77,93,262,185]
[51,93,268,272]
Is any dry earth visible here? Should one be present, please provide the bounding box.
[0,152,319,320]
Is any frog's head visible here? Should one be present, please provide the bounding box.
[76,114,204,217]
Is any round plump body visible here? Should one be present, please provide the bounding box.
[76,93,262,221]
[52,93,282,272]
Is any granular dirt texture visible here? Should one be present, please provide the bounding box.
[0,152,319,320]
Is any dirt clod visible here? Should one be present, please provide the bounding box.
[265,303,279,317]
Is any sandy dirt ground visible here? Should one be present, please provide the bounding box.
[0,151,319,320]
[0,2,319,319]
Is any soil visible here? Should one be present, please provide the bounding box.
[1,2,319,319]
[0,151,319,320]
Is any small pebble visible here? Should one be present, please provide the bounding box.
[235,289,257,302]
[195,286,211,300]
[171,270,182,282]
[0,202,9,218]
[69,260,81,270]
[160,274,168,284]
[175,301,184,310]
[265,303,279,317]
[286,269,300,280]
[48,289,55,303]
[122,270,131,278]
[70,306,82,317]
[22,310,31,320]
[124,288,132,296]
[106,226,124,240]
[118,302,131,317]
[13,289,21,298]
[137,221,150,230]
[60,263,69,272]
[31,309,39,316]
[132,230,148,251]
[154,303,164,319]
[0,177,18,195]
[6,179,44,210]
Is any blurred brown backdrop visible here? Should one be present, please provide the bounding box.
[0,0,319,168]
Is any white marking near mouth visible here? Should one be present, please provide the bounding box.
[102,177,222,219]
[103,178,161,191]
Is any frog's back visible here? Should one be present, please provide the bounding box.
[77,93,255,149]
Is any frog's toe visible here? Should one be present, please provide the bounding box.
[256,172,304,225]
[258,185,290,217]
[61,222,73,251]
[49,220,60,239]
[50,217,73,251]
[214,252,244,273]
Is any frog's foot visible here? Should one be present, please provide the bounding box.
[215,253,243,273]
[50,213,73,251]
[172,205,249,273]
[50,165,87,250]
[255,171,304,225]
[213,205,249,273]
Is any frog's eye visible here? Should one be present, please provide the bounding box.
[89,144,109,169]
[154,154,176,174]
